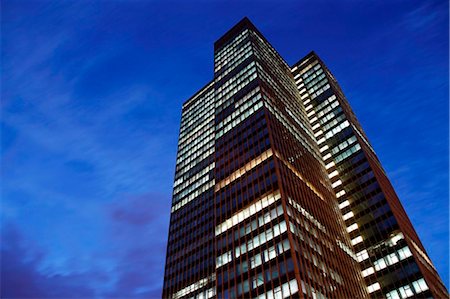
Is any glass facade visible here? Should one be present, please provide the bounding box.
[163,18,447,299]
[291,52,448,298]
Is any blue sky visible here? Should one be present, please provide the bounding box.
[1,1,448,297]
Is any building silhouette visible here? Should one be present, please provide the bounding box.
[162,18,447,299]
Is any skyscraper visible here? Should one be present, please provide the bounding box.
[162,18,447,299]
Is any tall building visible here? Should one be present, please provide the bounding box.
[291,53,448,299]
[162,18,447,299]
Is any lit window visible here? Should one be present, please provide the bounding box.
[336,190,346,198]
[356,249,369,262]
[331,180,342,188]
[368,282,381,293]
[339,200,350,209]
[412,278,429,293]
[347,223,358,233]
[328,170,339,178]
[343,211,354,221]
[351,235,363,245]
[362,267,375,277]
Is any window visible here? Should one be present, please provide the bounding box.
[368,282,381,293]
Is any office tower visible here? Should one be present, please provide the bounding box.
[163,18,447,299]
[291,53,448,298]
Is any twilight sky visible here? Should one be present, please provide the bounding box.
[1,1,448,298]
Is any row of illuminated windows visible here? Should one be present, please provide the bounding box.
[300,279,327,299]
[177,128,214,161]
[172,273,215,299]
[303,68,323,85]
[374,246,413,271]
[385,278,429,299]
[334,143,361,164]
[315,97,338,119]
[179,109,213,144]
[289,221,323,256]
[190,287,215,299]
[214,29,249,67]
[285,106,316,142]
[217,204,283,251]
[215,37,251,71]
[368,282,381,293]
[287,205,335,255]
[215,190,281,236]
[215,30,248,60]
[173,162,214,189]
[251,239,290,269]
[310,83,330,99]
[215,148,272,191]
[175,148,214,179]
[173,164,214,197]
[172,173,211,204]
[320,113,346,133]
[222,276,298,299]
[215,69,258,109]
[307,76,328,95]
[171,180,215,213]
[216,61,256,95]
[255,52,304,104]
[251,30,290,70]
[236,220,287,258]
[180,94,214,134]
[215,168,278,222]
[314,94,337,113]
[178,113,214,147]
[297,241,344,286]
[317,106,343,127]
[274,151,327,202]
[233,85,260,109]
[257,279,299,299]
[181,80,214,111]
[287,197,326,233]
[297,61,320,78]
[216,220,288,268]
[216,85,260,117]
[331,135,357,156]
[177,130,214,165]
[218,239,291,292]
[215,42,253,81]
[181,82,213,114]
[336,239,358,262]
[216,89,261,131]
[255,48,300,99]
[216,121,269,175]
[324,120,350,139]
[180,89,215,133]
[306,73,327,92]
[264,98,321,162]
[216,99,263,139]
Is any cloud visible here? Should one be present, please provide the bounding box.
[1,224,99,298]
[1,191,170,298]
[104,193,170,298]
